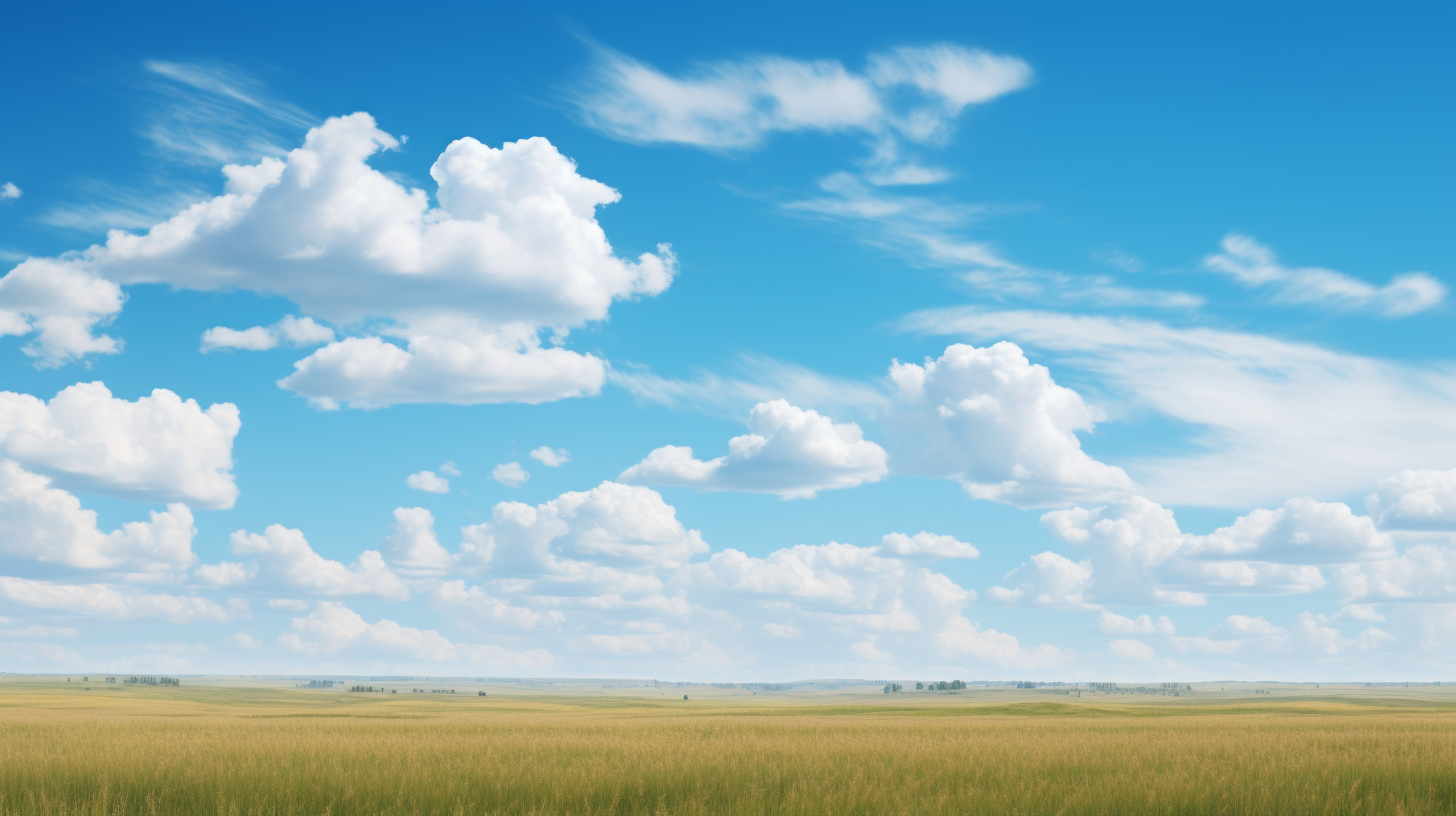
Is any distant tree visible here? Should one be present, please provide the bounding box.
[915,682,924,689]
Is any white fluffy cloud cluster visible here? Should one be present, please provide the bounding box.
[1367,468,1456,531]
[195,523,409,601]
[278,601,554,669]
[406,470,450,494]
[577,43,1030,151]
[683,538,1063,669]
[0,114,676,406]
[620,400,888,499]
[0,461,197,579]
[882,343,1137,508]
[177,479,1061,673]
[991,495,1394,608]
[0,576,240,623]
[200,315,334,352]
[0,382,240,508]
[1204,234,1445,317]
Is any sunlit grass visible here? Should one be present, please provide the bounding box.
[2,683,1453,815]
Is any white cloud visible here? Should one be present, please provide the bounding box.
[851,639,893,662]
[467,482,708,588]
[879,531,979,560]
[882,342,1137,507]
[197,524,408,601]
[935,615,1071,668]
[1179,497,1394,565]
[140,59,314,166]
[3,114,675,406]
[1368,468,1456,531]
[0,381,240,508]
[382,507,454,578]
[902,309,1456,508]
[575,43,1029,150]
[438,461,461,476]
[529,447,571,467]
[224,632,261,648]
[492,462,529,487]
[424,580,549,631]
[1096,611,1175,635]
[0,257,124,366]
[995,495,1383,608]
[405,470,450,494]
[762,622,803,638]
[1204,233,1445,317]
[0,576,241,623]
[1108,638,1155,661]
[278,601,554,669]
[1335,544,1456,603]
[3,625,79,638]
[620,399,887,499]
[0,460,197,577]
[200,315,333,352]
[786,175,1202,311]
[608,352,890,421]
[1,182,20,200]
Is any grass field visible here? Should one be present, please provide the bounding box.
[2,678,1454,815]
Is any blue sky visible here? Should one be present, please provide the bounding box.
[1,1,1453,681]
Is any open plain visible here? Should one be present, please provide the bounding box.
[1,676,1453,815]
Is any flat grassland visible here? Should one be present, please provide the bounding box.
[2,679,1454,815]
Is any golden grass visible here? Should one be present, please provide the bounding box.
[2,683,1454,815]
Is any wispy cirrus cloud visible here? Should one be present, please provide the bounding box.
[903,307,1456,507]
[1204,233,1445,317]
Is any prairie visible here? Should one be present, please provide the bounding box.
[1,678,1453,815]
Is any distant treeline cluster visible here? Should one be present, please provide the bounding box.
[306,680,336,688]
[347,686,397,693]
[123,676,179,686]
[915,681,968,691]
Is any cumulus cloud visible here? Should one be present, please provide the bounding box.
[382,507,454,578]
[0,257,124,366]
[0,576,241,623]
[195,524,408,601]
[1108,638,1155,661]
[0,461,196,577]
[620,399,887,499]
[0,381,239,508]
[882,342,1137,508]
[464,482,708,588]
[1,182,20,200]
[278,601,554,668]
[1096,611,1175,635]
[1204,234,1445,317]
[406,470,450,494]
[574,42,1029,150]
[684,538,1008,666]
[200,315,333,352]
[1,114,676,406]
[993,495,1388,608]
[903,309,1456,508]
[530,446,571,467]
[1367,468,1456,531]
[879,531,979,560]
[1335,544,1456,603]
[492,462,529,487]
[935,615,1071,668]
